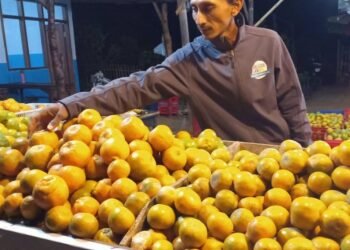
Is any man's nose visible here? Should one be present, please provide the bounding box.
[194,11,206,26]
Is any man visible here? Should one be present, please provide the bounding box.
[31,0,311,146]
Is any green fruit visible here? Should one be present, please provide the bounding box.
[6,118,20,130]
[0,132,9,147]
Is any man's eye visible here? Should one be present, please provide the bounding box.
[191,6,198,12]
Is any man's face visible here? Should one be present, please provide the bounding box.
[190,0,239,40]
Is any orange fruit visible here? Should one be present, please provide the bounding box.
[0,148,24,177]
[320,190,346,206]
[152,239,173,250]
[259,147,282,162]
[197,204,219,224]
[97,198,123,225]
[307,140,332,156]
[69,212,99,238]
[20,169,47,195]
[257,157,280,181]
[12,137,29,155]
[52,165,86,193]
[197,135,219,153]
[191,177,211,200]
[97,127,125,146]
[69,180,96,204]
[320,208,350,239]
[32,175,69,210]
[307,154,334,174]
[341,235,350,250]
[211,147,231,162]
[129,139,153,154]
[264,187,292,210]
[29,130,59,149]
[100,137,130,164]
[223,232,251,250]
[3,180,22,197]
[93,228,117,246]
[207,211,233,241]
[63,124,92,145]
[214,189,238,215]
[290,197,326,231]
[110,177,137,203]
[148,125,174,152]
[85,154,108,180]
[238,197,263,216]
[253,175,266,196]
[201,237,224,250]
[186,148,212,167]
[210,168,233,193]
[230,208,254,233]
[124,191,150,216]
[209,159,228,172]
[138,177,161,198]
[337,140,350,166]
[174,187,201,216]
[187,164,211,183]
[271,169,295,191]
[171,169,186,180]
[24,144,54,170]
[179,217,207,248]
[280,149,308,174]
[331,166,350,191]
[233,171,257,197]
[290,183,310,200]
[261,205,289,230]
[147,204,175,230]
[102,114,122,129]
[158,174,176,186]
[120,116,148,142]
[307,171,332,195]
[59,140,91,168]
[72,196,100,215]
[16,167,30,181]
[254,238,282,250]
[156,186,176,206]
[47,153,61,169]
[77,108,102,129]
[45,204,73,232]
[279,139,302,154]
[276,227,304,246]
[91,120,113,141]
[283,237,314,250]
[328,201,350,215]
[246,216,277,243]
[20,195,42,220]
[312,236,340,250]
[131,230,155,250]
[162,146,187,171]
[176,130,191,140]
[108,206,135,235]
[107,158,130,181]
[239,155,258,173]
[127,150,157,181]
[3,192,23,217]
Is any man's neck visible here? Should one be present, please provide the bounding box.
[211,19,239,51]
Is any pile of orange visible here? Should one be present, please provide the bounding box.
[1,107,350,250]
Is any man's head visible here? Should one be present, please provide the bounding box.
[190,0,243,41]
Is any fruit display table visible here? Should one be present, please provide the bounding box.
[0,221,130,250]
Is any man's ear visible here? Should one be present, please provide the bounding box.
[231,0,244,16]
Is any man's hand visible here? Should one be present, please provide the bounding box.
[29,103,69,135]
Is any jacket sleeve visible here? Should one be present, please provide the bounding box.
[59,48,191,118]
[274,36,312,147]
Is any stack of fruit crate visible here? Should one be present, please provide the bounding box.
[158,97,179,115]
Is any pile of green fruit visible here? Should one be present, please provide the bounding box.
[325,128,350,140]
[0,110,29,147]
[307,112,343,129]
